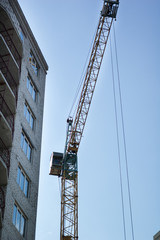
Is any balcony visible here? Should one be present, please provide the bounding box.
[0,208,2,228]
[0,7,22,69]
[0,159,8,187]
[0,34,19,85]
[0,94,14,147]
[0,187,5,228]
[0,70,16,113]
[0,137,10,186]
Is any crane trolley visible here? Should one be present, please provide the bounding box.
[101,0,119,18]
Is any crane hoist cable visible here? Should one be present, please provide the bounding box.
[110,32,127,240]
[109,22,135,240]
[113,22,135,240]
[49,1,120,240]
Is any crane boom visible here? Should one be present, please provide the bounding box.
[67,14,113,154]
[49,1,119,240]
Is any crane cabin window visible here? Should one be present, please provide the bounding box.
[29,51,39,76]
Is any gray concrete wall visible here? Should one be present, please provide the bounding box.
[0,0,47,239]
[154,231,160,240]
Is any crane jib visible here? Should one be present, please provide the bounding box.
[67,18,113,153]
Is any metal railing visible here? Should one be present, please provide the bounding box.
[0,94,14,134]
[0,137,10,172]
[0,55,18,100]
[0,187,5,218]
[0,21,21,70]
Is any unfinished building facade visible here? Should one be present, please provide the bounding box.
[0,0,48,239]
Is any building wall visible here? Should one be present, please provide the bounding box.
[0,0,48,239]
[154,232,160,240]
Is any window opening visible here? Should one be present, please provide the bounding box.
[17,166,29,197]
[27,74,37,101]
[29,51,39,75]
[24,102,35,129]
[19,30,24,42]
[21,132,32,161]
[12,204,26,236]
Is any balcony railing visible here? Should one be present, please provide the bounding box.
[0,94,14,134]
[0,187,5,218]
[0,55,17,100]
[0,22,21,70]
[0,137,10,173]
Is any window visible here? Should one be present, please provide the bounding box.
[17,166,29,197]
[21,132,32,161]
[27,75,37,101]
[29,51,39,75]
[19,26,25,42]
[19,31,24,42]
[24,102,35,129]
[13,204,26,236]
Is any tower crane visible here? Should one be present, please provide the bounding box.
[49,1,119,239]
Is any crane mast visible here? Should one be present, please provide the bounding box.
[49,1,119,240]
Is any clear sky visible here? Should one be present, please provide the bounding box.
[18,1,160,240]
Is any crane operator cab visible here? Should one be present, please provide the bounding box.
[101,0,119,19]
[49,152,63,176]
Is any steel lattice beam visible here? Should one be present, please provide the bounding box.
[61,15,113,240]
[60,1,119,239]
[67,16,113,153]
[61,177,78,240]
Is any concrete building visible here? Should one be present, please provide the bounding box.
[154,232,160,240]
[0,0,48,239]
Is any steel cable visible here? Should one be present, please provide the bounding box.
[110,33,127,240]
[68,22,99,119]
[113,21,135,240]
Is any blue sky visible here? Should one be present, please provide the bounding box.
[18,1,160,240]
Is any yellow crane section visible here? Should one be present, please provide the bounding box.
[50,1,119,239]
